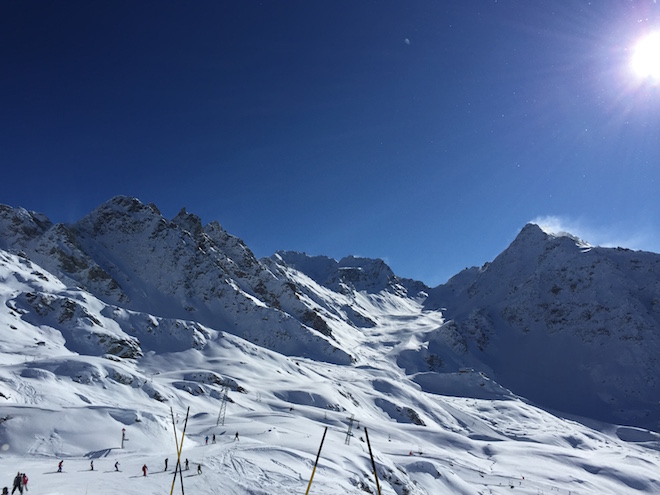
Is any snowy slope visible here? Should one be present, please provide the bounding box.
[0,197,352,365]
[1,199,660,494]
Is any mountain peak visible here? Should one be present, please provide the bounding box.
[532,222,591,248]
[104,195,160,215]
[0,204,52,249]
[172,207,203,237]
[500,223,590,265]
[518,222,548,240]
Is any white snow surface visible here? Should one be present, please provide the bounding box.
[1,198,660,494]
[1,252,660,494]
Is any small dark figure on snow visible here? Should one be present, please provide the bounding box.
[234,431,239,441]
[185,458,189,470]
[11,473,22,495]
[3,486,9,495]
[197,464,202,475]
[212,433,216,443]
[164,458,168,471]
[205,435,209,444]
[90,460,94,471]
[115,461,120,471]
[57,461,63,472]
[142,464,148,477]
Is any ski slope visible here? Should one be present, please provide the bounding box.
[2,276,660,494]
[2,201,660,494]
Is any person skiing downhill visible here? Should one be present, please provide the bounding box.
[57,460,63,472]
[142,464,148,476]
[114,461,120,471]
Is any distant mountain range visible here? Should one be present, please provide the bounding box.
[1,195,659,432]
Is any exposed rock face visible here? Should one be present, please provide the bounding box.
[274,251,428,297]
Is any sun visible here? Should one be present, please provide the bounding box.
[631,32,660,81]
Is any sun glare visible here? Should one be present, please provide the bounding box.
[631,32,660,81]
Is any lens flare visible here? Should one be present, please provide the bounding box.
[631,32,660,81]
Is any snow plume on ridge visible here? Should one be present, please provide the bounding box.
[531,215,591,247]
[532,214,659,253]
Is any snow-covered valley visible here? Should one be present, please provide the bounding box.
[1,196,660,494]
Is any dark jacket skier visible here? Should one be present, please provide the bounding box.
[10,473,21,495]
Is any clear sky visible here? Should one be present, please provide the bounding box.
[1,1,659,286]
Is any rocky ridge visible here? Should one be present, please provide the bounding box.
[1,197,660,429]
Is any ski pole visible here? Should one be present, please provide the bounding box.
[170,407,190,495]
[305,426,328,495]
[365,427,381,495]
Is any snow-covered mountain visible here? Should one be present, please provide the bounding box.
[1,196,660,495]
[0,197,353,365]
[423,223,660,430]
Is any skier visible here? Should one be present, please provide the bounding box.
[3,487,8,495]
[234,431,239,441]
[90,460,94,471]
[114,461,120,471]
[142,464,148,477]
[205,435,209,445]
[164,458,168,471]
[197,464,202,475]
[185,459,189,470]
[21,474,27,492]
[57,460,63,472]
[212,433,216,443]
[10,473,21,495]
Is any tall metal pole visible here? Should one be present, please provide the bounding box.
[364,427,381,495]
[345,414,355,445]
[305,427,328,495]
[217,385,229,426]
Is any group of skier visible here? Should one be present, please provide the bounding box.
[3,430,240,490]
[4,472,28,494]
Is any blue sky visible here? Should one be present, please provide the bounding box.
[2,1,659,286]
